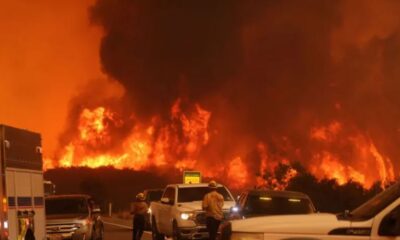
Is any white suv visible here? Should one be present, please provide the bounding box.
[45,194,104,240]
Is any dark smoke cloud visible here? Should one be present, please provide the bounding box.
[90,0,243,117]
[89,0,400,180]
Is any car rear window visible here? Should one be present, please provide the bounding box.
[244,195,314,215]
[45,198,89,215]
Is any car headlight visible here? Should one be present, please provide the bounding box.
[180,212,193,220]
[231,206,239,213]
[231,232,264,240]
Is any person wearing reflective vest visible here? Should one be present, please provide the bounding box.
[202,180,224,240]
[131,193,148,240]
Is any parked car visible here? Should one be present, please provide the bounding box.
[221,184,400,239]
[230,190,316,219]
[143,188,164,230]
[45,194,104,240]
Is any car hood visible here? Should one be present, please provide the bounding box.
[46,214,88,224]
[231,213,350,234]
[177,201,236,212]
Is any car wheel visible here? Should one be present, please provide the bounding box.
[172,221,181,240]
[151,217,164,240]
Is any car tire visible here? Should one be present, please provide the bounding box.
[151,217,164,240]
[172,221,182,240]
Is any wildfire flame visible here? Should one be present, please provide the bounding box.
[44,105,396,190]
[45,99,251,188]
[309,122,395,188]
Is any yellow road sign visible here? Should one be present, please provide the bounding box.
[183,171,201,184]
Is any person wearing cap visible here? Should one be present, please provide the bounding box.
[202,180,224,240]
[131,193,148,240]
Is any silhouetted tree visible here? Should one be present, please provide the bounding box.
[80,176,108,206]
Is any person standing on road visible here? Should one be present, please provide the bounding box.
[131,193,149,240]
[202,180,224,240]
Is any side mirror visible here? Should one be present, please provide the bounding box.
[161,197,172,205]
[344,210,350,217]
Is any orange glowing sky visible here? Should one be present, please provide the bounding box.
[1,0,400,190]
[0,0,116,154]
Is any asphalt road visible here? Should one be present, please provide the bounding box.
[103,219,152,240]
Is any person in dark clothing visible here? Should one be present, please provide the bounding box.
[25,228,35,240]
[131,193,148,240]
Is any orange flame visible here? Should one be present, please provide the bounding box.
[310,121,342,142]
[309,122,395,188]
[310,151,366,185]
[44,107,396,190]
[45,99,213,173]
[227,157,249,189]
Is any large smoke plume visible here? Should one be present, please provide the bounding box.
[55,0,400,187]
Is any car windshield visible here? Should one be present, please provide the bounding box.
[178,187,233,202]
[244,195,314,216]
[350,183,400,221]
[45,198,89,215]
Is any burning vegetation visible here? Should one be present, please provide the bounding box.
[43,0,400,190]
[45,101,395,190]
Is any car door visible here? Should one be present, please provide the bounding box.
[159,187,175,233]
[371,198,400,240]
[238,193,248,218]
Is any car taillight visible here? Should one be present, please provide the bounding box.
[2,198,7,213]
[4,229,8,239]
[2,197,8,239]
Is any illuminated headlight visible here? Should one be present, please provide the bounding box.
[180,213,193,220]
[231,232,264,240]
[3,221,8,229]
[82,219,89,226]
[232,207,239,213]
[77,219,89,229]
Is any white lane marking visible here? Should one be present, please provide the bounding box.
[103,221,132,230]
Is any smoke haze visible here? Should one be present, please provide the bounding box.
[84,0,400,185]
[3,0,400,187]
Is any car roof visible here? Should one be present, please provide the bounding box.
[170,183,225,188]
[45,194,91,200]
[144,188,164,193]
[245,190,310,199]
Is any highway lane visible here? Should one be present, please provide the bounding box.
[103,219,152,240]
